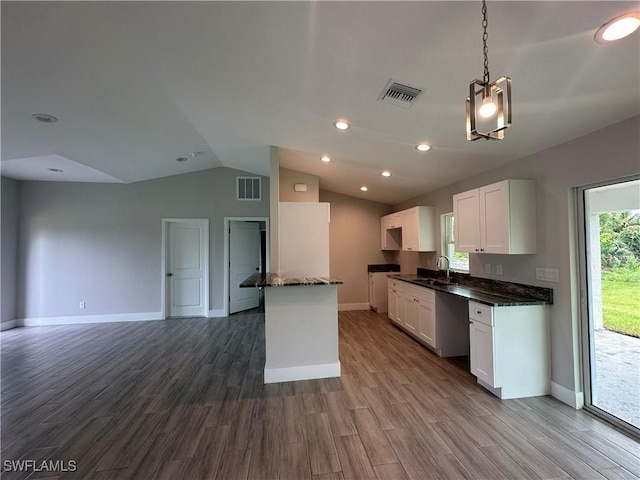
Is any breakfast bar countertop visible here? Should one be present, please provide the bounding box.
[240,272,344,288]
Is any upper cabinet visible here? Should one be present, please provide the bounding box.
[453,179,536,254]
[381,213,402,250]
[385,212,402,229]
[380,206,436,252]
[402,206,436,252]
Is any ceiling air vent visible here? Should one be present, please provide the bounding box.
[237,176,261,201]
[378,79,423,109]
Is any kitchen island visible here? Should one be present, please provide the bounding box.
[240,273,343,384]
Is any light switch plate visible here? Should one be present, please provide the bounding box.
[496,265,503,275]
[484,263,491,274]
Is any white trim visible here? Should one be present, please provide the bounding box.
[338,303,370,311]
[1,320,19,331]
[223,217,269,317]
[20,312,163,327]
[551,381,584,409]
[264,362,341,384]
[208,309,226,318]
[161,218,210,319]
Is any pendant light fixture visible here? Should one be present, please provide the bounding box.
[466,0,512,141]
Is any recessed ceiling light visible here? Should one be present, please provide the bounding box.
[595,12,640,43]
[31,113,58,123]
[176,157,189,162]
[416,143,431,152]
[334,119,350,131]
[47,168,63,173]
[321,155,331,163]
[360,186,368,192]
[381,170,392,177]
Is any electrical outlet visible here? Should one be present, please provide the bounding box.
[79,301,86,309]
[496,265,503,275]
[536,268,559,282]
[426,259,431,266]
[484,263,491,274]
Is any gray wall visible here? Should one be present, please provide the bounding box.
[319,189,395,305]
[395,115,640,397]
[16,167,269,319]
[1,176,19,325]
[279,167,320,202]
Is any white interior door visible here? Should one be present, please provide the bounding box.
[229,221,260,314]
[167,220,207,317]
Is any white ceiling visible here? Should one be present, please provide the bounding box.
[2,1,638,205]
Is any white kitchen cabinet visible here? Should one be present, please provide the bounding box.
[416,291,436,348]
[452,189,481,252]
[388,279,400,323]
[380,207,436,252]
[453,179,536,254]
[469,301,549,399]
[385,212,402,229]
[381,214,402,250]
[401,206,436,252]
[401,291,418,333]
[388,280,438,349]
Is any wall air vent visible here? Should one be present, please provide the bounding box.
[378,79,423,109]
[237,176,261,201]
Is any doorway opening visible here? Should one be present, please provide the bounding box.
[224,217,269,316]
[578,176,639,436]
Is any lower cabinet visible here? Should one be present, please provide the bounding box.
[417,295,436,348]
[388,280,400,323]
[388,280,437,351]
[402,291,419,334]
[469,301,550,399]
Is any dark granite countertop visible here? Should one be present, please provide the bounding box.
[388,273,552,307]
[240,272,344,288]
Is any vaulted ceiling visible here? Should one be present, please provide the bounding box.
[2,1,639,204]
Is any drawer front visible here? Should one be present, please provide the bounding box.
[405,284,435,303]
[469,301,493,326]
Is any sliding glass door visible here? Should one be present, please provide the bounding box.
[578,176,640,436]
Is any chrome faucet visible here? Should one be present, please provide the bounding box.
[437,255,451,281]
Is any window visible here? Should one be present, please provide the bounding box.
[442,213,469,272]
[237,177,261,201]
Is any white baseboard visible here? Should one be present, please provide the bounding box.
[208,309,226,318]
[21,312,164,327]
[264,362,341,384]
[1,320,19,331]
[338,303,370,311]
[551,381,584,409]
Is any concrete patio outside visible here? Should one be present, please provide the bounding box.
[594,328,640,429]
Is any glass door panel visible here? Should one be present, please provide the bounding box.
[580,177,640,436]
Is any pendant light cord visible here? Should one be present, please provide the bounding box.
[482,0,490,84]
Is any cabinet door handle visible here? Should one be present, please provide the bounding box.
[476,310,482,315]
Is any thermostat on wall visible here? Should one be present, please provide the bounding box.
[294,183,308,192]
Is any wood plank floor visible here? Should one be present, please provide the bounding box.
[1,309,638,479]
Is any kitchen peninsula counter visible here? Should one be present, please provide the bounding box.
[241,272,343,384]
[240,272,343,288]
